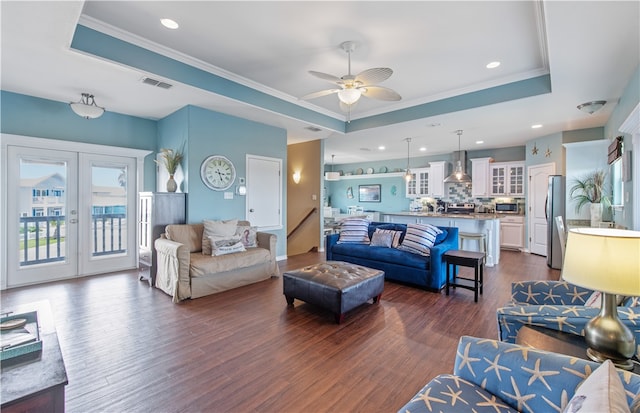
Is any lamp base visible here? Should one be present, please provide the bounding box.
[586,347,634,371]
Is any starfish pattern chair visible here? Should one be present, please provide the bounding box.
[496,280,640,357]
[398,336,640,412]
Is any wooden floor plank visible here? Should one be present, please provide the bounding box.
[1,250,559,412]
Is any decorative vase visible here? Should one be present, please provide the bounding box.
[166,174,177,193]
[590,202,603,227]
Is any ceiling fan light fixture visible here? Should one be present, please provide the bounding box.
[325,154,340,181]
[577,100,606,114]
[69,93,105,119]
[404,138,412,182]
[338,88,361,105]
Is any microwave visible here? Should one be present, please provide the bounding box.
[495,203,519,214]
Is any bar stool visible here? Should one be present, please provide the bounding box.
[459,232,487,253]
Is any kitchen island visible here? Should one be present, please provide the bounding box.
[381,212,501,266]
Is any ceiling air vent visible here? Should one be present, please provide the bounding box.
[304,126,322,132]
[140,77,173,89]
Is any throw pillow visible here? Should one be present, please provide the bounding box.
[337,218,371,244]
[563,359,629,413]
[398,223,442,256]
[235,225,258,248]
[209,237,246,256]
[374,228,402,248]
[202,219,238,255]
[434,228,448,244]
[370,231,393,248]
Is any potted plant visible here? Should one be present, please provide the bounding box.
[155,147,183,192]
[569,169,610,227]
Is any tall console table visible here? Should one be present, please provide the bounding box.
[1,300,68,413]
[138,192,186,286]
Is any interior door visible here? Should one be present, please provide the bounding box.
[246,155,282,230]
[528,163,556,255]
[6,146,79,286]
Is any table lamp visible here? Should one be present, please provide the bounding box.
[562,228,640,370]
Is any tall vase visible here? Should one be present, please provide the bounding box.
[166,174,177,193]
[590,202,603,227]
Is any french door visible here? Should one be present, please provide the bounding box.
[6,146,137,287]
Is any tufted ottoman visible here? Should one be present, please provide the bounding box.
[283,261,384,323]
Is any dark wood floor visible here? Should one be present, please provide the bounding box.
[1,250,559,412]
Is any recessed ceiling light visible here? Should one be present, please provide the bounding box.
[378,145,385,151]
[486,61,501,69]
[419,147,427,152]
[531,124,543,129]
[161,18,179,29]
[476,140,484,145]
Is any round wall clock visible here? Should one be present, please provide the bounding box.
[200,155,236,191]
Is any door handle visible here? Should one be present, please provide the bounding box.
[69,219,78,224]
[249,209,255,212]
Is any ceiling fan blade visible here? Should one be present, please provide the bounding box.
[361,86,402,101]
[308,71,342,84]
[355,68,393,85]
[300,89,340,100]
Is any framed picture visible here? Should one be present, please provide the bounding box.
[359,184,381,202]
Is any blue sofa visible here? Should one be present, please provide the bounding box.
[325,222,459,291]
[398,336,640,412]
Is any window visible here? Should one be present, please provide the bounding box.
[611,158,624,206]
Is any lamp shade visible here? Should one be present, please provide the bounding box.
[338,88,361,105]
[562,228,640,296]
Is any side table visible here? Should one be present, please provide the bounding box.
[1,300,68,412]
[444,249,485,302]
[516,325,640,374]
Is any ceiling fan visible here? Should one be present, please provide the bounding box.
[302,41,401,115]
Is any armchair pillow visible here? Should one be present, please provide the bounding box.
[202,219,238,255]
[563,360,629,413]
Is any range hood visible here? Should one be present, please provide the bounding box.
[444,150,472,183]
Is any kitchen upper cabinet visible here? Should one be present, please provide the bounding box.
[490,161,525,197]
[405,167,430,198]
[471,158,492,197]
[428,161,446,198]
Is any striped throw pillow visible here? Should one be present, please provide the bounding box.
[337,218,371,244]
[374,228,403,248]
[398,223,442,256]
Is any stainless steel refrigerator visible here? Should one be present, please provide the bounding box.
[546,175,565,269]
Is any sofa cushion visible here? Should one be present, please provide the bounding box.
[202,219,239,255]
[165,224,204,253]
[190,247,270,277]
[370,231,393,247]
[398,223,442,256]
[373,228,402,248]
[368,223,407,241]
[235,225,257,248]
[337,218,371,244]
[331,243,430,270]
[209,238,246,256]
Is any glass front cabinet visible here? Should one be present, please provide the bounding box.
[489,161,525,197]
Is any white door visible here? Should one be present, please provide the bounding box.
[6,147,138,287]
[246,155,282,230]
[7,146,79,285]
[528,163,555,255]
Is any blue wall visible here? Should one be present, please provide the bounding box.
[160,105,288,256]
[1,91,158,191]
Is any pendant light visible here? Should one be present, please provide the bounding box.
[444,130,472,183]
[404,138,412,182]
[69,93,105,119]
[325,154,340,181]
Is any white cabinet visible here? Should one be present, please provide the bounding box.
[490,161,525,197]
[470,158,492,197]
[500,215,524,250]
[428,161,446,197]
[406,167,430,198]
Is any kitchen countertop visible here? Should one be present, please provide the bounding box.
[384,212,503,220]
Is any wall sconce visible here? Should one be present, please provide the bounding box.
[292,171,301,184]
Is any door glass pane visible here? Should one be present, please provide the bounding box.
[18,159,67,266]
[91,165,128,257]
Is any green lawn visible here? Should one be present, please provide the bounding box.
[19,237,65,251]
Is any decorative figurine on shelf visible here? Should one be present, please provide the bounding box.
[155,147,183,192]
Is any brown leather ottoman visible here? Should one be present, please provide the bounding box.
[283,261,384,323]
